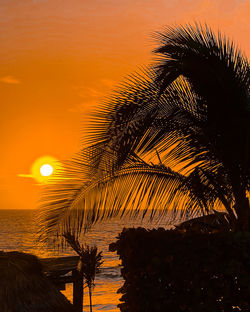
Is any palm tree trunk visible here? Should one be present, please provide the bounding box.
[228,166,250,230]
[235,195,250,230]
[232,182,250,230]
[89,286,93,312]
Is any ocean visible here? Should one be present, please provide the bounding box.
[0,209,170,312]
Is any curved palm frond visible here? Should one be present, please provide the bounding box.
[154,23,249,105]
[153,23,250,227]
[38,69,225,244]
[39,152,227,245]
[38,23,250,244]
[85,70,218,175]
[153,23,250,179]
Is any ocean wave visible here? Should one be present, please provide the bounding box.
[97,266,121,280]
[91,304,118,311]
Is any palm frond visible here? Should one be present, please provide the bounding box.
[154,23,249,102]
[38,156,222,245]
[153,23,250,177]
[38,23,250,242]
[84,71,217,177]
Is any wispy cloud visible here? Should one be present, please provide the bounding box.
[70,78,117,113]
[68,100,99,113]
[75,79,116,99]
[17,174,33,178]
[76,87,105,99]
[0,76,20,84]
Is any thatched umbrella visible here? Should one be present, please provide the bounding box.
[0,251,75,312]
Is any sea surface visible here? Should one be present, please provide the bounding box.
[0,209,171,312]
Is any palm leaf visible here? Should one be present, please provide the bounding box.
[38,23,250,243]
[38,149,235,245]
[153,23,250,178]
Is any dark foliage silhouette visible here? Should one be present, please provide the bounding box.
[64,233,103,312]
[38,23,250,244]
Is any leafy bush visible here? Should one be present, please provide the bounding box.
[110,228,250,312]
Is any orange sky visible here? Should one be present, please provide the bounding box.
[0,0,249,209]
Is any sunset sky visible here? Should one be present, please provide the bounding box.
[0,0,250,210]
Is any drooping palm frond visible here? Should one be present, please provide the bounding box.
[85,70,219,177]
[83,68,159,168]
[38,23,250,244]
[37,69,216,244]
[153,23,250,227]
[153,23,250,181]
[38,146,235,246]
[154,23,249,105]
[37,155,181,244]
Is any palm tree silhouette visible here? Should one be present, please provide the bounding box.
[63,233,103,312]
[38,23,250,244]
[153,24,250,229]
[81,245,103,312]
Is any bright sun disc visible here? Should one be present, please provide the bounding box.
[31,156,62,183]
[40,164,53,176]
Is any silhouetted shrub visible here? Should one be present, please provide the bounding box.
[109,228,250,312]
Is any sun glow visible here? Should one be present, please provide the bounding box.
[31,156,62,183]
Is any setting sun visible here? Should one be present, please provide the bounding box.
[31,156,61,183]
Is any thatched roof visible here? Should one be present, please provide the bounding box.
[0,251,75,312]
